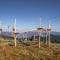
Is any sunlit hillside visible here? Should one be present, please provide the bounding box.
[0,39,60,60]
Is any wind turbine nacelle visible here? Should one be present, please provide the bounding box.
[13,28,15,31]
[0,29,2,31]
[37,28,44,32]
[13,28,16,33]
[47,29,51,31]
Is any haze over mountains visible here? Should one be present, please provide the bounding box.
[0,31,60,43]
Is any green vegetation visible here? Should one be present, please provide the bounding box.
[0,39,60,60]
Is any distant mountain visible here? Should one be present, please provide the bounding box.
[51,34,60,43]
[51,31,60,36]
[0,31,60,43]
[0,32,12,37]
[17,31,60,39]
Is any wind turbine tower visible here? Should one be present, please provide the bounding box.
[13,18,16,47]
[25,32,27,41]
[39,18,41,48]
[0,21,2,34]
[46,28,48,45]
[47,21,51,48]
[37,18,43,48]
[0,21,2,40]
[34,34,35,41]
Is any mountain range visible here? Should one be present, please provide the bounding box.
[0,31,60,43]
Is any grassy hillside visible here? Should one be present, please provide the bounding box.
[0,39,60,60]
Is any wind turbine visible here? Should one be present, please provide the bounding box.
[0,21,3,40]
[25,32,27,41]
[46,28,48,45]
[39,18,42,48]
[47,21,51,48]
[0,21,2,34]
[22,32,24,41]
[37,17,43,48]
[34,34,35,41]
[7,25,10,32]
[12,18,16,47]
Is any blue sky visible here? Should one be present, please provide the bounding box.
[0,0,60,32]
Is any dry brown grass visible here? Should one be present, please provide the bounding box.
[0,40,60,60]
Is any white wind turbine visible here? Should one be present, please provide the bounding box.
[0,21,2,34]
[37,18,43,48]
[12,18,16,47]
[24,32,27,41]
[46,27,48,45]
[34,34,35,41]
[0,20,3,40]
[47,21,51,48]
[39,18,41,48]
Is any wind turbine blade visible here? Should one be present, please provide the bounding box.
[40,17,41,28]
[48,20,51,29]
